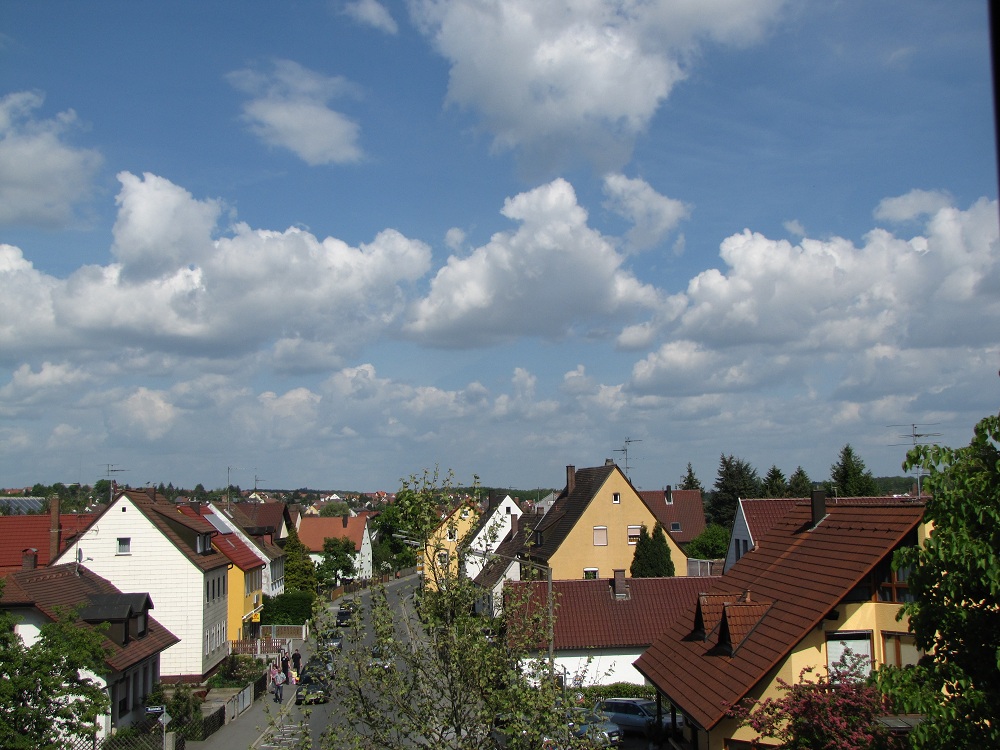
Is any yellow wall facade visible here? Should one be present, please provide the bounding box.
[422,504,480,591]
[547,470,686,580]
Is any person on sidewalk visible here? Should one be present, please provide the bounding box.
[292,648,301,674]
[274,668,286,703]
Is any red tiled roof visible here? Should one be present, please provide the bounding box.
[634,502,925,731]
[742,495,923,545]
[228,501,289,533]
[510,576,722,650]
[213,533,265,572]
[0,511,98,573]
[297,515,368,553]
[1,563,179,672]
[640,489,706,544]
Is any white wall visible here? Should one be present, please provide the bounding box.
[553,648,648,686]
[724,503,752,572]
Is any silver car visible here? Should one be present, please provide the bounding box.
[593,698,683,737]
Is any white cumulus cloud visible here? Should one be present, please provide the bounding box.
[343,0,398,34]
[602,173,690,252]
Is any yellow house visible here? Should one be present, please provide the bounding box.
[422,499,480,591]
[214,532,265,640]
[634,493,927,750]
[526,462,687,580]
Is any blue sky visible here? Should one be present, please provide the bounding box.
[1,0,997,495]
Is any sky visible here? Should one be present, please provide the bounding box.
[1,1,997,495]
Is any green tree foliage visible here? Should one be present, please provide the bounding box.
[762,465,788,497]
[707,454,761,526]
[829,444,880,497]
[787,466,813,497]
[318,536,357,588]
[260,591,314,625]
[0,594,112,749]
[875,414,1000,749]
[631,523,674,577]
[319,501,351,517]
[730,650,900,750]
[679,462,703,491]
[282,525,317,599]
[684,523,730,560]
[316,472,585,750]
[371,501,419,571]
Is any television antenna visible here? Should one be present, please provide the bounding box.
[102,464,128,503]
[888,423,941,497]
[614,437,642,480]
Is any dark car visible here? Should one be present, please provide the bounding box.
[294,670,330,705]
[566,708,622,746]
[593,698,683,737]
[336,600,356,627]
[317,628,344,652]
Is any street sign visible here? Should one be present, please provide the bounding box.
[145,705,164,714]
[160,710,171,727]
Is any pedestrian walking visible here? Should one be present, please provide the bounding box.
[281,651,290,681]
[274,668,286,702]
[292,648,301,673]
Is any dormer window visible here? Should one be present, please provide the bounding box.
[135,611,147,637]
[670,522,681,532]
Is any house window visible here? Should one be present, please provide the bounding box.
[583,568,598,580]
[742,539,749,555]
[593,526,608,546]
[612,493,621,504]
[117,537,131,555]
[447,527,458,542]
[627,526,642,545]
[460,508,470,519]
[437,551,449,567]
[826,631,873,676]
[883,632,921,668]
[878,565,913,603]
[670,522,681,532]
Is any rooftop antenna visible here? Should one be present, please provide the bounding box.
[102,464,128,504]
[888,423,941,497]
[253,471,264,494]
[614,437,642,481]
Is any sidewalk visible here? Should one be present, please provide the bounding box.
[186,638,306,750]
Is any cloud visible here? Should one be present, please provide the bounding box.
[227,59,363,165]
[110,387,178,441]
[0,91,102,226]
[404,178,661,347]
[409,0,785,171]
[0,172,432,365]
[343,0,398,34]
[602,173,690,252]
[874,189,953,223]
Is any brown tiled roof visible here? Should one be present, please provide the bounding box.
[0,511,98,573]
[298,515,368,553]
[634,502,925,731]
[228,501,290,534]
[510,576,723,650]
[1,563,179,672]
[530,465,617,563]
[640,489,706,545]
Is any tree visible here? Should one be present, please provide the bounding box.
[679,462,703,491]
[788,466,813,497]
[631,523,675,577]
[874,413,1000,749]
[319,501,351,517]
[371,501,418,571]
[762,465,788,497]
[684,523,730,560]
[318,536,357,588]
[282,525,317,598]
[707,454,761,527]
[0,593,112,749]
[829,444,880,497]
[317,471,584,750]
[730,650,899,750]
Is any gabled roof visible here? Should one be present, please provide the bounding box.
[0,563,179,672]
[634,501,925,731]
[227,501,290,535]
[511,576,722,650]
[472,511,546,591]
[297,515,370,553]
[0,511,98,573]
[530,464,618,562]
[213,533,266,572]
[740,495,924,546]
[640,488,707,545]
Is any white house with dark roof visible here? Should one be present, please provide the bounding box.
[52,489,230,681]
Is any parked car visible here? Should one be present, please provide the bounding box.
[317,628,344,652]
[295,670,330,705]
[336,600,356,627]
[490,714,556,749]
[370,643,393,670]
[566,708,622,746]
[593,698,683,737]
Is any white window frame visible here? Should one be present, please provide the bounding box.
[583,568,598,580]
[612,493,621,504]
[627,525,642,545]
[593,526,608,546]
[826,631,873,677]
[117,537,131,555]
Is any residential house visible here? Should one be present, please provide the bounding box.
[639,487,708,573]
[421,498,481,590]
[725,495,924,572]
[0,498,99,575]
[464,493,524,582]
[509,571,720,685]
[634,493,927,750]
[1,560,179,740]
[207,501,286,599]
[51,489,231,681]
[298,514,374,582]
[525,462,687,581]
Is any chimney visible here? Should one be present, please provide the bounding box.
[665,485,673,505]
[605,458,615,466]
[811,489,827,528]
[566,465,576,495]
[613,569,628,599]
[510,513,519,538]
[49,496,60,563]
[22,547,38,571]
[342,514,349,528]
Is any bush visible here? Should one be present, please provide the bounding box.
[207,654,265,688]
[261,591,313,624]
